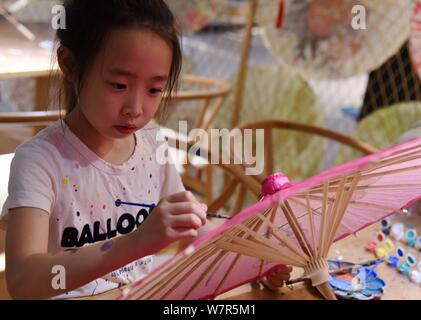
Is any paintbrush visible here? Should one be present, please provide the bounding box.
[115,199,231,220]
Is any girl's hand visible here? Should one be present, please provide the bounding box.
[135,191,207,255]
[260,265,293,291]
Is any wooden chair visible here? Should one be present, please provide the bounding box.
[161,74,231,131]
[236,120,378,183]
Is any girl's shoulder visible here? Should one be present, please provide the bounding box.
[13,121,65,163]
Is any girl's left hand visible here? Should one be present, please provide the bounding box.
[260,265,293,291]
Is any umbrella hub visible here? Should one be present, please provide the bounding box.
[262,172,292,196]
[304,257,330,286]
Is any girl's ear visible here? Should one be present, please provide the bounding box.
[57,46,76,82]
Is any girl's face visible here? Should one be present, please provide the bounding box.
[77,27,173,139]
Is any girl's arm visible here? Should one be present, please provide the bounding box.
[6,191,207,300]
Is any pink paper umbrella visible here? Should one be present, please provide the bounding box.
[118,137,421,300]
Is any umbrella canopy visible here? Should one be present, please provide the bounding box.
[165,0,228,34]
[118,137,421,300]
[257,0,413,79]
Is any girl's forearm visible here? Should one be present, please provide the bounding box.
[7,231,148,300]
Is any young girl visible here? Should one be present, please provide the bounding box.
[1,0,291,299]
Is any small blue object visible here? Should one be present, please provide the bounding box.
[398,263,410,276]
[387,256,399,268]
[397,247,405,258]
[406,229,417,241]
[408,239,416,248]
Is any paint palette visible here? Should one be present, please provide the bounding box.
[328,260,386,300]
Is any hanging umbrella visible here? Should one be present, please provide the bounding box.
[409,0,421,80]
[117,137,421,300]
[165,0,228,34]
[215,65,326,181]
[256,0,413,79]
[335,102,421,165]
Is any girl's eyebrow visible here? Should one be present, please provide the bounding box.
[108,68,168,82]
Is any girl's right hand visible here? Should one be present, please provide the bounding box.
[135,191,207,255]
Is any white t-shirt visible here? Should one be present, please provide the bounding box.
[1,120,185,299]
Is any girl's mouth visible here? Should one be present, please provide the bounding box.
[114,125,138,135]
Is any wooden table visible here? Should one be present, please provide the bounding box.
[83,213,421,300]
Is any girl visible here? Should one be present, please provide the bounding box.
[1,0,291,299]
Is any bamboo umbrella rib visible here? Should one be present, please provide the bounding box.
[145,246,221,300]
[318,183,329,258]
[211,207,285,297]
[369,147,421,168]
[281,201,315,259]
[366,152,421,174]
[305,193,318,257]
[309,183,421,194]
[213,253,242,296]
[214,207,277,295]
[288,196,355,235]
[322,176,347,256]
[216,239,306,267]
[310,161,421,191]
[325,174,360,255]
[320,191,335,257]
[293,194,411,214]
[259,206,279,277]
[129,238,221,299]
[255,212,310,261]
[324,176,349,247]
[360,165,421,181]
[224,225,308,265]
[137,244,219,300]
[181,249,229,300]
[235,224,305,260]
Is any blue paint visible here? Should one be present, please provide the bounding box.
[387,256,399,268]
[398,263,410,276]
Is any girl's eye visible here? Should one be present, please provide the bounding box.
[149,88,163,95]
[109,83,127,90]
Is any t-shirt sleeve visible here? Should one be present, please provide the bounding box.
[1,146,57,222]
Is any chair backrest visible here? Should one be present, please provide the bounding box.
[160,74,231,131]
[237,119,378,182]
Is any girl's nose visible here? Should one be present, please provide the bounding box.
[121,95,143,118]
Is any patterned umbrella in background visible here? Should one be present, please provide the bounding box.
[165,0,228,34]
[409,0,421,80]
[256,0,413,79]
[336,102,421,165]
[215,64,326,181]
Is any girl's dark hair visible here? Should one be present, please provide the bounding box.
[56,0,182,119]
